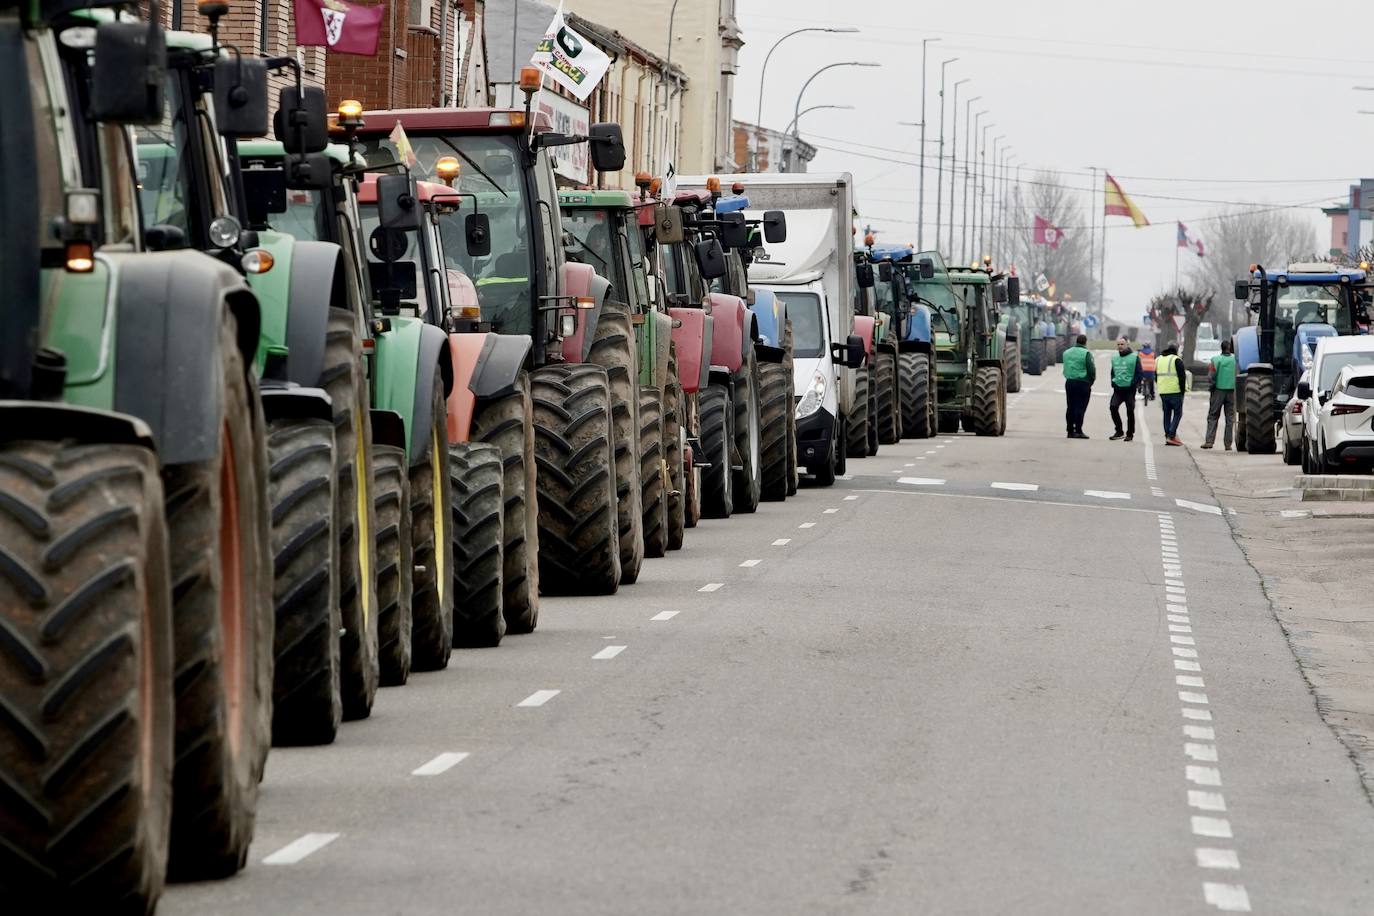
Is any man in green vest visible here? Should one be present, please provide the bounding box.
[1062,334,1096,439]
[1202,339,1238,450]
[1156,343,1188,446]
[1108,335,1142,441]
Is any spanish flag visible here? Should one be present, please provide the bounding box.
[1103,172,1149,227]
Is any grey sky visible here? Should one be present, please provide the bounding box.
[738,0,1368,322]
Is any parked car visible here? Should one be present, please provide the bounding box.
[1282,370,1308,465]
[1300,334,1374,471]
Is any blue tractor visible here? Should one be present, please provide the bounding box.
[855,245,939,439]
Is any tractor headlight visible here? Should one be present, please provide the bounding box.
[795,370,828,419]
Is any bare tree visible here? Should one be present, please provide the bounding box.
[1185,207,1317,338]
[1006,170,1094,306]
[1148,288,1216,366]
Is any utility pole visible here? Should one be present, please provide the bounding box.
[950,81,970,259]
[1086,166,1098,311]
[960,98,982,264]
[917,38,940,250]
[935,61,959,256]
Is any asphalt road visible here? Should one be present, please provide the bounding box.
[162,361,1374,915]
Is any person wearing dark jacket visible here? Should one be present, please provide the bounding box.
[1156,343,1188,445]
[1108,336,1142,441]
[1062,334,1096,439]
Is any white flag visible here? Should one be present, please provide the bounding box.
[531,10,610,102]
[1035,272,1049,292]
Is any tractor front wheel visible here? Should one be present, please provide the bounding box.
[1244,374,1276,455]
[449,442,505,647]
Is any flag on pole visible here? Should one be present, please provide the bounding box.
[389,121,417,170]
[1034,273,1050,292]
[1103,172,1149,227]
[293,0,384,56]
[1177,221,1205,257]
[531,6,611,102]
[1033,215,1064,249]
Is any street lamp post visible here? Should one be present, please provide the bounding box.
[997,148,1014,266]
[960,99,982,263]
[987,136,1004,262]
[934,59,958,255]
[917,37,940,249]
[784,61,879,171]
[977,123,993,260]
[782,104,855,147]
[755,26,860,148]
[947,78,970,258]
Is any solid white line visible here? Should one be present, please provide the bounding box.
[1182,707,1213,721]
[698,582,724,592]
[1203,882,1252,911]
[1184,725,1216,740]
[1177,498,1224,516]
[991,482,1040,491]
[1187,765,1223,786]
[898,477,946,486]
[1177,675,1206,687]
[516,690,560,707]
[1180,691,1209,704]
[772,538,791,546]
[1196,848,1241,870]
[593,646,626,660]
[1186,743,1219,762]
[1174,647,1199,658]
[651,611,678,621]
[1189,789,1226,811]
[1175,660,1202,671]
[1192,816,1233,838]
[262,833,340,865]
[799,522,816,529]
[823,508,840,514]
[412,752,470,776]
[739,559,762,567]
[1085,489,1132,499]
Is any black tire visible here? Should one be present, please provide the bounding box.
[938,411,960,434]
[449,443,505,647]
[321,308,379,722]
[589,303,645,584]
[810,430,838,487]
[531,363,621,595]
[759,362,791,501]
[700,383,734,518]
[684,391,703,529]
[1236,379,1249,452]
[374,445,414,685]
[732,348,763,514]
[470,378,539,634]
[165,316,272,880]
[866,363,880,456]
[664,346,687,550]
[1244,374,1277,455]
[847,367,871,458]
[1004,341,1022,393]
[874,349,899,445]
[407,370,454,671]
[898,352,934,439]
[783,320,799,497]
[1283,427,1302,466]
[1025,339,1044,376]
[639,387,669,556]
[1302,436,1315,474]
[972,366,1004,437]
[0,441,174,913]
[266,419,341,747]
[834,414,848,476]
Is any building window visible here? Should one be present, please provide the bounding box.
[409,0,432,28]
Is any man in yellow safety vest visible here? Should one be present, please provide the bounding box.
[1156,343,1188,446]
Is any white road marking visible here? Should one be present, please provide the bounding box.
[1196,848,1241,870]
[1167,585,1186,594]
[798,523,816,529]
[739,559,762,567]
[1167,604,1189,614]
[772,539,791,546]
[916,456,928,460]
[516,690,561,707]
[1174,647,1199,658]
[1171,635,1197,646]
[1169,625,1193,634]
[1189,791,1226,813]
[1166,578,1185,586]
[1176,498,1224,516]
[936,445,946,449]
[991,482,1039,491]
[1184,726,1216,741]
[823,508,840,514]
[1177,675,1206,688]
[1187,765,1223,786]
[651,611,678,621]
[1168,615,1191,624]
[1280,509,1312,519]
[412,752,470,776]
[1192,816,1233,838]
[844,495,859,500]
[1203,882,1252,911]
[263,833,340,865]
[1085,489,1132,499]
[593,646,626,660]
[1179,691,1209,704]
[942,438,954,443]
[904,463,915,467]
[898,477,946,486]
[1175,660,1202,672]
[837,474,853,480]
[698,582,724,592]
[1186,743,1219,762]
[1182,708,1213,721]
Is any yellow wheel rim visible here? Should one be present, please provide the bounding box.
[355,406,372,626]
[431,425,446,604]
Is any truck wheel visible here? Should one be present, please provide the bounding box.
[1244,374,1276,455]
[589,304,644,585]
[266,419,341,746]
[531,363,621,595]
[165,317,272,879]
[374,445,414,685]
[408,370,454,670]
[1025,339,1044,376]
[875,350,899,445]
[640,387,669,556]
[972,366,1003,437]
[471,378,539,634]
[699,383,734,518]
[321,308,379,721]
[810,431,838,487]
[0,441,173,911]
[847,367,871,458]
[759,361,791,501]
[1004,341,1022,393]
[783,320,799,496]
[449,443,505,647]
[732,348,763,514]
[899,352,932,439]
[664,346,687,548]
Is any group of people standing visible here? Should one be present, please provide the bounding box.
[1061,334,1238,448]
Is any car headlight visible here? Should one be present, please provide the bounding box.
[795,370,828,419]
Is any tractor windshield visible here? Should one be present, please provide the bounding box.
[270,188,329,242]
[1276,284,1348,329]
[774,291,824,358]
[563,208,622,292]
[916,276,961,345]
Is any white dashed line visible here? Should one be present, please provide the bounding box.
[739,559,762,567]
[1084,489,1131,500]
[823,508,839,514]
[1187,765,1223,786]
[904,463,915,467]
[516,690,561,707]
[1186,743,1219,762]
[1203,882,1252,911]
[1197,848,1241,870]
[1192,816,1233,838]
[991,482,1039,491]
[698,582,724,592]
[1182,708,1213,721]
[1184,726,1216,741]
[1177,675,1205,687]
[772,538,791,546]
[412,752,470,776]
[1189,790,1226,810]
[798,522,816,529]
[898,477,946,486]
[844,495,859,500]
[1179,691,1209,704]
[592,646,626,660]
[263,833,340,865]
[1176,497,1223,516]
[651,611,678,621]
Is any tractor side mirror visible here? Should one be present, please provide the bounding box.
[275,87,329,154]
[844,334,865,368]
[376,173,419,230]
[994,283,1008,304]
[213,58,270,137]
[588,122,626,172]
[878,262,893,283]
[694,239,727,280]
[1297,380,1312,400]
[1007,275,1020,302]
[369,260,417,302]
[855,263,874,289]
[1234,280,1250,301]
[465,213,492,258]
[719,212,749,249]
[919,258,936,280]
[144,224,187,251]
[285,152,334,190]
[91,19,167,124]
[762,210,787,244]
[655,205,685,244]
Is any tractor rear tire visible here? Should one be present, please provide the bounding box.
[639,387,669,557]
[408,370,454,670]
[165,316,272,880]
[471,379,539,634]
[374,445,414,685]
[732,348,763,514]
[759,361,791,501]
[1004,341,1022,393]
[266,419,341,746]
[531,364,621,595]
[700,383,734,518]
[449,442,505,647]
[972,366,1004,437]
[899,352,935,439]
[866,364,880,456]
[875,349,899,445]
[321,308,379,722]
[847,367,871,458]
[590,303,644,584]
[1025,339,1044,376]
[664,346,687,549]
[0,441,174,912]
[1244,374,1277,455]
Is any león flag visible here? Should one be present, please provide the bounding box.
[1033,215,1064,249]
[1103,172,1149,228]
[531,6,611,102]
[294,0,383,56]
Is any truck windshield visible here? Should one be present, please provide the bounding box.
[774,291,824,358]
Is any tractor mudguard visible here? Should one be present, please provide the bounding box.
[755,343,785,364]
[650,311,673,391]
[750,288,782,349]
[0,401,155,451]
[669,306,708,394]
[707,293,746,374]
[259,383,333,423]
[852,315,877,358]
[1233,326,1260,372]
[409,323,454,465]
[975,357,1003,371]
[284,240,348,386]
[111,250,260,466]
[371,408,407,450]
[444,331,532,442]
[559,261,611,364]
[898,339,934,356]
[1244,361,1273,377]
[372,315,453,464]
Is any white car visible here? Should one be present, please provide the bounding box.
[1301,339,1374,471]
[1282,369,1308,465]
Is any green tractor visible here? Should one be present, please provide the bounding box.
[1,2,279,903]
[1008,295,1053,377]
[930,260,1015,436]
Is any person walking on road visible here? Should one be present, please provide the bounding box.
[1062,334,1095,439]
[1108,336,1142,441]
[1201,339,1238,450]
[1156,343,1187,446]
[1139,342,1157,404]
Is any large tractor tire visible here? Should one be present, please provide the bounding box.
[374,445,414,685]
[1025,339,1044,376]
[321,308,379,722]
[972,366,1004,437]
[866,364,881,456]
[899,352,934,439]
[783,320,799,497]
[664,347,687,550]
[408,370,454,671]
[875,349,899,445]
[588,304,644,585]
[449,442,505,648]
[699,383,734,518]
[470,378,538,634]
[639,387,669,557]
[847,367,871,458]
[265,419,341,747]
[732,349,763,515]
[759,361,791,502]
[531,363,621,595]
[165,317,272,880]
[1004,341,1022,393]
[0,441,174,912]
[1244,374,1277,455]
